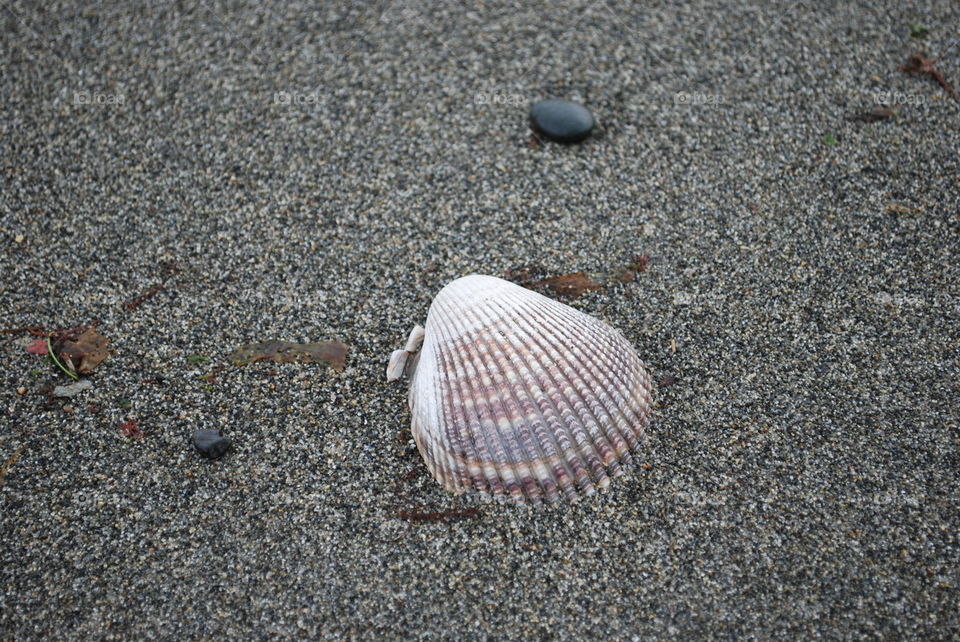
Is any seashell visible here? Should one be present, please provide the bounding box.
[388,274,653,504]
[386,325,425,382]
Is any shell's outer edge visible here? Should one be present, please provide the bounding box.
[405,350,423,390]
[409,274,653,505]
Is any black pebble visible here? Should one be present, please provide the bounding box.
[192,429,231,459]
[529,99,595,143]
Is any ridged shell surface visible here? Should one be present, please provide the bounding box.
[409,274,653,504]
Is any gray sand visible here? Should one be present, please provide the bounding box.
[2,0,959,638]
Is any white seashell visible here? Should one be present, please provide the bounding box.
[386,325,425,381]
[388,274,653,505]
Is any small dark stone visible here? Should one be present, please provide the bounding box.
[529,99,595,143]
[192,429,231,459]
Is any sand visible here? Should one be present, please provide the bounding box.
[2,1,959,638]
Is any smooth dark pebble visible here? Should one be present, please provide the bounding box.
[529,99,595,143]
[192,429,231,459]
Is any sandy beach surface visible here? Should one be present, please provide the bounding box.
[2,1,959,638]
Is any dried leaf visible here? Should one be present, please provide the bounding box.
[229,340,348,370]
[54,327,110,375]
[25,339,48,355]
[533,272,603,299]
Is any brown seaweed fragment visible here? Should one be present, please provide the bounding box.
[532,272,603,299]
[229,340,348,370]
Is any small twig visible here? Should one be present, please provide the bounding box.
[46,335,78,380]
[901,54,960,105]
[0,325,47,336]
[123,284,165,310]
[122,261,181,310]
[0,446,25,485]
